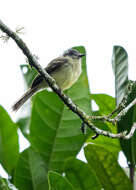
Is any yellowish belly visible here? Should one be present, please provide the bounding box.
[40,59,82,91]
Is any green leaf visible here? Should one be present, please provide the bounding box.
[89,94,120,158]
[0,106,19,175]
[112,46,136,166]
[90,94,116,132]
[112,46,128,106]
[48,171,74,190]
[91,94,116,115]
[16,117,30,139]
[30,46,92,172]
[20,64,38,88]
[64,157,102,190]
[86,136,120,159]
[117,82,136,165]
[14,147,48,190]
[90,93,115,134]
[84,144,132,190]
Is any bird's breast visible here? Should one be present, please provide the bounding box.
[71,59,82,83]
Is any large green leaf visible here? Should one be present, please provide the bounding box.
[64,157,102,190]
[112,46,136,166]
[29,46,92,172]
[84,144,132,190]
[90,93,115,133]
[87,136,120,159]
[89,94,120,158]
[0,106,19,175]
[91,93,116,115]
[112,46,128,106]
[117,82,136,165]
[48,171,74,190]
[14,147,48,190]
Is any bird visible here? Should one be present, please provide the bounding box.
[12,48,85,111]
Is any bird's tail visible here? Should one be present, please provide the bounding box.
[12,87,38,111]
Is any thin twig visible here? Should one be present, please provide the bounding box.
[113,98,136,123]
[88,122,136,139]
[89,115,115,124]
[123,123,136,140]
[0,19,136,139]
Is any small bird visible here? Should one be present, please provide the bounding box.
[12,48,85,111]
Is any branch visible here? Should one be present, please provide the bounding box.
[124,123,136,139]
[113,98,136,122]
[89,81,136,124]
[0,19,136,140]
[89,96,136,124]
[89,122,136,139]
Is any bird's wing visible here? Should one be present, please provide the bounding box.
[46,57,69,73]
[31,57,69,88]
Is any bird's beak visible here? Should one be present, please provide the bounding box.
[78,53,85,58]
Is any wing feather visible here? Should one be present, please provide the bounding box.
[31,57,68,88]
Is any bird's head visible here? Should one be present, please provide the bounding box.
[63,49,85,59]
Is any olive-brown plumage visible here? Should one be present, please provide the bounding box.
[12,49,85,111]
